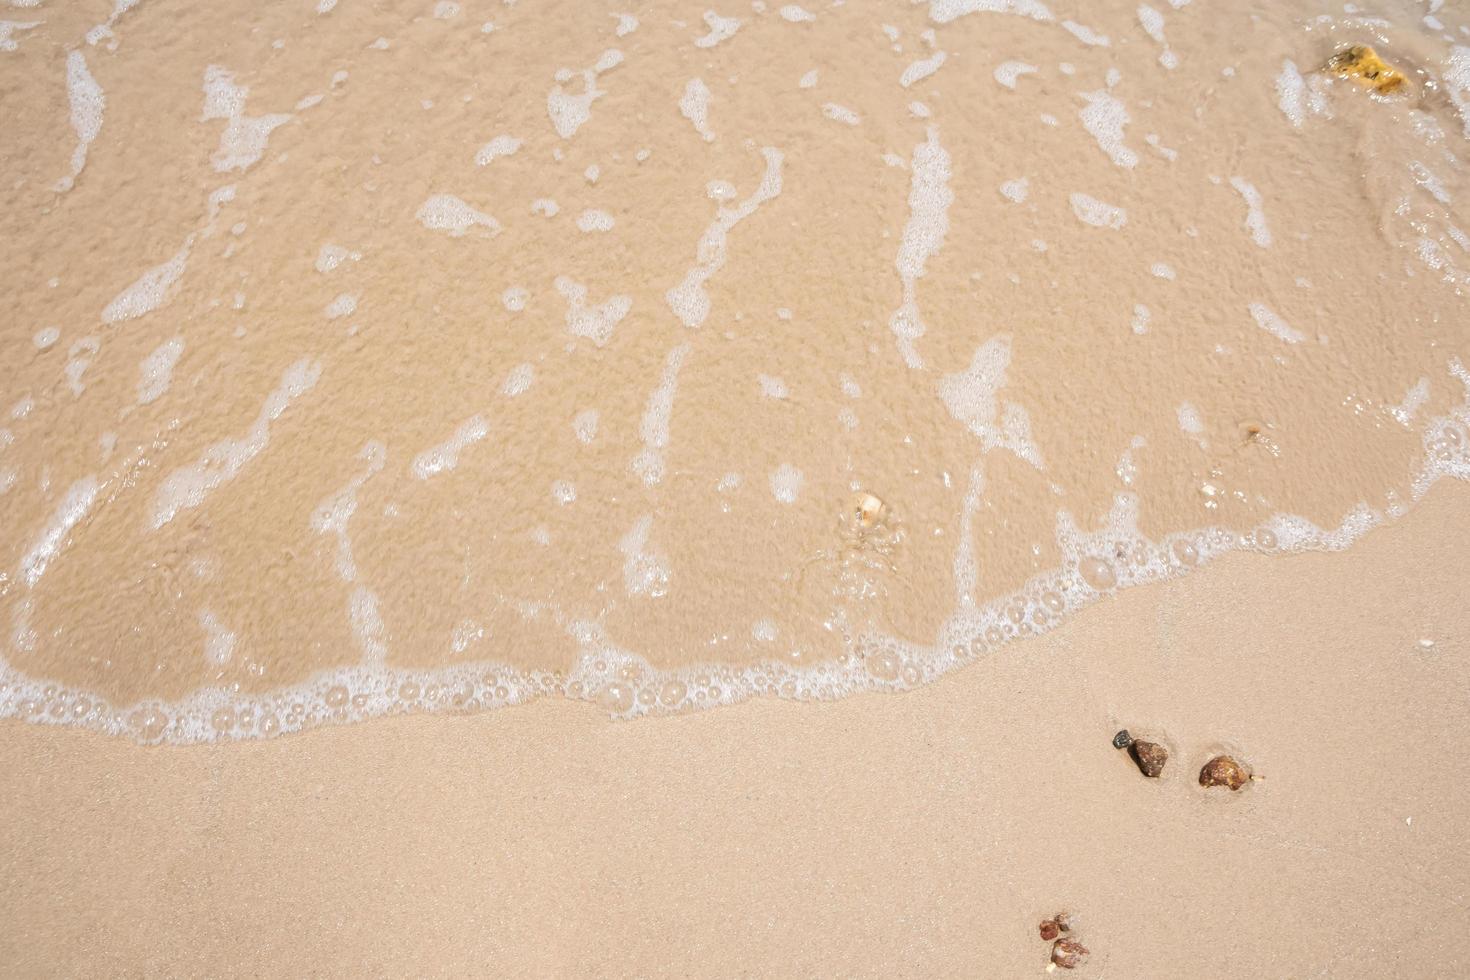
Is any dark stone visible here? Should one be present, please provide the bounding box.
[1129,739,1168,778]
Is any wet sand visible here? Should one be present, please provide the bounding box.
[4,481,1466,978]
[6,0,1470,734]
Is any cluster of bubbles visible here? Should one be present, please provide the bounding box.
[4,368,1469,743]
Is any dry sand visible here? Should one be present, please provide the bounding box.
[3,482,1466,978]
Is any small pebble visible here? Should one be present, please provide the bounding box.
[1112,729,1133,750]
[1199,754,1251,790]
[1129,739,1168,778]
[1039,920,1060,941]
[1051,938,1089,970]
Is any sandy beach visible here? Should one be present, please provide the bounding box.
[5,0,1470,974]
[4,482,1466,977]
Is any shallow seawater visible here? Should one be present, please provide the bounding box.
[2,0,1469,741]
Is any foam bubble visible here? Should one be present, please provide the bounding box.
[1116,435,1145,486]
[619,515,670,597]
[951,464,984,606]
[780,5,814,21]
[201,65,292,173]
[693,10,741,47]
[101,241,192,323]
[348,586,388,667]
[1276,60,1327,128]
[1069,192,1126,229]
[769,463,803,503]
[928,0,1053,24]
[1229,177,1272,247]
[573,409,599,444]
[1078,89,1137,168]
[799,69,818,88]
[1177,401,1204,435]
[1137,4,1176,67]
[1444,47,1470,138]
[314,243,358,273]
[547,49,623,139]
[613,13,639,36]
[1150,262,1175,280]
[889,127,952,369]
[199,609,236,666]
[33,327,59,350]
[576,209,615,232]
[1248,302,1305,343]
[411,415,487,480]
[0,22,40,52]
[901,51,947,88]
[1131,303,1150,334]
[151,358,322,528]
[137,336,184,405]
[822,102,861,125]
[758,374,788,398]
[206,184,237,226]
[631,344,690,485]
[64,337,99,396]
[54,51,104,193]
[666,147,783,328]
[555,276,630,346]
[939,334,1044,468]
[416,194,500,236]
[324,292,359,320]
[994,60,1038,88]
[1061,20,1109,45]
[311,440,386,581]
[501,363,534,397]
[502,286,529,312]
[1390,378,1430,426]
[679,78,715,141]
[474,134,522,166]
[21,476,99,587]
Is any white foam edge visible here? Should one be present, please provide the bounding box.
[6,368,1469,742]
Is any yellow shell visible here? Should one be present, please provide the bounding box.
[1323,45,1406,95]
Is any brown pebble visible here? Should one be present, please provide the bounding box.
[1199,754,1250,790]
[1051,938,1089,969]
[1039,920,1059,941]
[1052,911,1074,933]
[1129,739,1168,778]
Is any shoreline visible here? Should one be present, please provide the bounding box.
[4,481,1467,977]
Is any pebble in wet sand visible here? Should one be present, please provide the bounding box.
[1113,729,1167,777]
[1039,913,1086,970]
[1050,938,1089,970]
[1199,754,1251,790]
